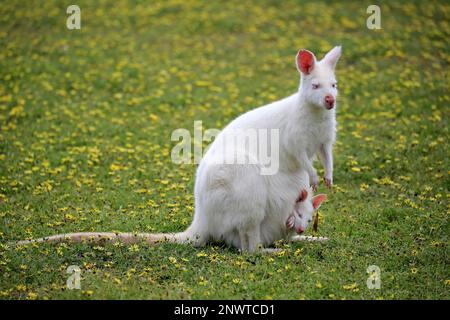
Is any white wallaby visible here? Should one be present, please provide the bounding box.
[18,46,342,252]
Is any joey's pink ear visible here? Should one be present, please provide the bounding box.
[296,49,316,75]
[322,46,342,70]
[312,194,327,209]
[286,215,295,229]
[296,189,308,203]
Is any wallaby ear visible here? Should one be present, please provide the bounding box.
[286,215,295,229]
[296,49,316,75]
[312,194,327,209]
[322,46,342,69]
[296,189,308,203]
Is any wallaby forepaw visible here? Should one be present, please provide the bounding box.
[309,170,319,190]
[324,177,333,189]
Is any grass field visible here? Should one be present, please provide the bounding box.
[0,0,449,300]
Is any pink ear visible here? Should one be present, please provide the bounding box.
[296,49,315,75]
[296,189,308,203]
[312,194,327,209]
[286,215,295,229]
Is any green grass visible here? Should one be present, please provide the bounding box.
[0,0,449,300]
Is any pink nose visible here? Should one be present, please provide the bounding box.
[325,95,335,109]
[295,227,305,234]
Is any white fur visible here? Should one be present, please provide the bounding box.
[18,47,341,251]
[182,46,342,251]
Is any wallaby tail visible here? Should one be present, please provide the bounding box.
[15,229,198,246]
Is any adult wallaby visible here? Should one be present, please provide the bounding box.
[182,46,341,251]
[18,47,341,252]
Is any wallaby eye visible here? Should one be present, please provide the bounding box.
[312,84,320,89]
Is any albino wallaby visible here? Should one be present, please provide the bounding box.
[18,46,341,252]
[286,189,327,235]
